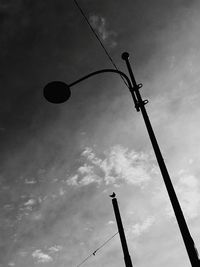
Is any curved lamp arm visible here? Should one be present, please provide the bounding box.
[43,68,132,104]
[68,69,132,89]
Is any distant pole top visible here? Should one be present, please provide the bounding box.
[121,52,130,60]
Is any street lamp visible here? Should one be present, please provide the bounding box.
[43,68,132,103]
[43,52,199,267]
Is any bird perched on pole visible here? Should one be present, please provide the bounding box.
[109,192,116,198]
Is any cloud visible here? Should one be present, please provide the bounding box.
[66,174,79,186]
[107,220,115,225]
[67,145,156,187]
[24,199,36,207]
[67,164,101,187]
[8,262,15,267]
[32,249,53,263]
[24,179,37,184]
[89,14,117,47]
[48,245,62,253]
[128,216,155,236]
[152,171,200,220]
[99,146,152,185]
[176,173,200,219]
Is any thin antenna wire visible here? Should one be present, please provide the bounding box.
[76,231,119,267]
[73,0,129,88]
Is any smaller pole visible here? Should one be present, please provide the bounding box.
[110,193,133,267]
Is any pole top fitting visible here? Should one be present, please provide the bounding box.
[109,192,116,198]
[121,52,129,60]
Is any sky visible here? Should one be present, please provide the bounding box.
[1,0,200,266]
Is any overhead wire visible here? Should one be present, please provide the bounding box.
[76,231,119,267]
[71,2,128,265]
[73,0,129,88]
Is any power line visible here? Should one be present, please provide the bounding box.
[76,231,119,267]
[73,0,129,88]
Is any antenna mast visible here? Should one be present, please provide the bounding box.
[110,192,133,267]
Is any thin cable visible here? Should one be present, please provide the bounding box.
[73,0,129,88]
[76,231,118,267]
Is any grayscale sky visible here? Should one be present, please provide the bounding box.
[1,0,200,266]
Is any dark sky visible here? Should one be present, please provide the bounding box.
[1,0,200,266]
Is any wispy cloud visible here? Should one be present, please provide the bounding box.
[153,171,200,220]
[89,14,117,47]
[48,245,62,253]
[24,179,37,185]
[128,216,155,236]
[8,262,15,267]
[67,145,156,187]
[32,249,53,263]
[24,199,36,207]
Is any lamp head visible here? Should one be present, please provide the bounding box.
[43,81,71,104]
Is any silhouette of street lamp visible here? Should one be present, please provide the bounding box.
[43,52,199,267]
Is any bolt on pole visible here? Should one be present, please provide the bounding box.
[121,52,200,267]
[110,193,133,267]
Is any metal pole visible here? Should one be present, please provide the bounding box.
[110,193,133,267]
[121,52,200,267]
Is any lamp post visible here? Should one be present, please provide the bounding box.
[43,52,199,266]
